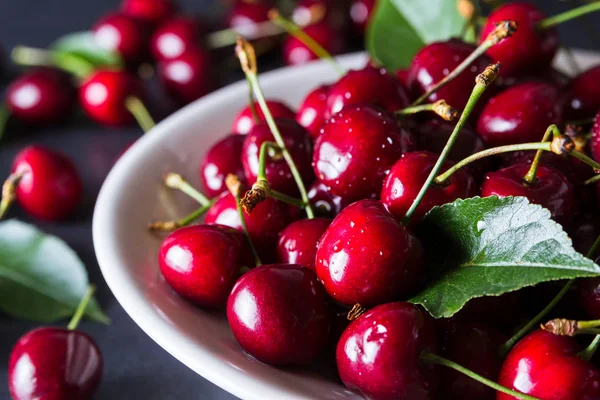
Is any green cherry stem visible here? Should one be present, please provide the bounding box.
[522,125,561,184]
[570,150,600,172]
[245,76,260,123]
[125,96,156,133]
[148,201,214,232]
[257,141,279,181]
[270,190,305,208]
[402,63,500,225]
[12,46,94,79]
[206,20,283,49]
[579,335,600,362]
[0,105,10,143]
[585,174,600,185]
[163,173,211,206]
[0,171,26,221]
[542,317,600,336]
[396,100,458,122]
[67,285,98,330]
[226,174,262,266]
[537,2,600,30]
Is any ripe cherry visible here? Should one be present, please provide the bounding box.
[307,180,349,218]
[381,151,477,224]
[349,0,375,34]
[226,0,271,40]
[231,100,295,135]
[578,265,600,320]
[157,47,214,105]
[151,16,205,61]
[590,110,600,162]
[200,134,246,198]
[296,84,330,138]
[120,0,176,26]
[562,66,600,121]
[316,199,425,306]
[92,13,151,65]
[481,2,559,77]
[504,149,593,186]
[227,263,331,366]
[276,217,331,270]
[282,22,344,66]
[337,302,438,400]
[313,104,415,202]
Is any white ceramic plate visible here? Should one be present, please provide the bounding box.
[93,50,600,400]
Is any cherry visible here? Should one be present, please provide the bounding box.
[315,199,425,306]
[9,327,103,400]
[307,180,349,218]
[10,146,82,221]
[276,217,331,270]
[120,0,176,26]
[476,81,561,147]
[578,265,600,320]
[396,68,410,87]
[231,100,295,135]
[480,2,559,77]
[381,151,477,224]
[151,16,205,61]
[313,104,416,202]
[296,84,330,138]
[92,12,151,65]
[337,302,438,400]
[590,110,600,162]
[282,22,344,66]
[79,69,144,126]
[497,329,600,399]
[349,0,375,34]
[227,263,331,366]
[562,66,600,121]
[157,47,214,105]
[481,162,575,225]
[5,69,75,125]
[226,0,271,40]
[568,214,600,254]
[326,66,410,118]
[200,134,246,198]
[408,39,492,111]
[242,119,314,196]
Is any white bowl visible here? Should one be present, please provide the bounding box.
[93,50,600,400]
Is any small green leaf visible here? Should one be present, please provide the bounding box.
[0,220,109,324]
[410,196,600,318]
[50,31,123,76]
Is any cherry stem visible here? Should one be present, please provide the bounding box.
[12,46,94,79]
[0,171,26,221]
[585,174,600,185]
[578,335,600,362]
[541,317,600,336]
[537,2,600,30]
[421,352,540,400]
[257,141,279,181]
[270,190,305,208]
[402,63,500,225]
[206,20,283,49]
[163,173,211,206]
[523,125,561,184]
[570,150,600,172]
[67,285,96,330]
[0,105,10,143]
[236,37,315,219]
[245,76,260,123]
[148,201,214,232]
[396,100,458,122]
[125,96,156,133]
[411,21,516,107]
[226,174,262,266]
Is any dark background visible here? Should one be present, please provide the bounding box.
[0,1,597,399]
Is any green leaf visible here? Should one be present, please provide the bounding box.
[50,31,123,76]
[367,0,469,71]
[0,220,109,324]
[410,196,600,318]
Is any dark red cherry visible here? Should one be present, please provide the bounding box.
[151,16,205,61]
[498,330,600,400]
[562,66,600,121]
[11,146,82,221]
[481,162,575,225]
[316,199,425,306]
[349,0,375,34]
[6,69,75,125]
[158,47,213,105]
[337,302,438,400]
[9,327,102,400]
[396,68,410,87]
[226,0,271,40]
[283,22,343,66]
[242,119,314,196]
[158,224,254,308]
[313,104,415,202]
[79,69,144,126]
[381,151,477,224]
[227,263,331,366]
[481,2,559,77]
[231,100,295,135]
[578,261,600,321]
[477,81,561,147]
[326,66,410,118]
[296,84,330,138]
[200,134,246,197]
[276,217,331,270]
[408,39,492,111]
[590,110,600,162]
[307,180,349,218]
[92,13,150,65]
[120,0,176,26]
[568,214,600,254]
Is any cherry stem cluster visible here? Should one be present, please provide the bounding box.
[125,96,156,133]
[537,2,600,30]
[68,285,98,330]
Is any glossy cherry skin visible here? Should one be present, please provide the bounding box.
[276,217,331,270]
[11,146,82,221]
[337,302,438,400]
[349,0,375,34]
[283,22,344,66]
[6,69,75,125]
[313,104,416,202]
[476,81,562,147]
[481,162,575,225]
[92,13,150,65]
[79,70,144,126]
[326,66,410,118]
[498,330,600,400]
[296,84,330,138]
[158,47,213,105]
[227,263,331,366]
[408,39,492,111]
[562,66,600,121]
[242,119,314,196]
[316,199,425,306]
[381,151,477,224]
[151,16,205,61]
[159,224,253,308]
[231,100,295,135]
[200,134,245,197]
[481,2,559,77]
[590,110,600,163]
[307,180,349,218]
[9,327,103,400]
[120,0,176,26]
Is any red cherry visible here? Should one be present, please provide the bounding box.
[200,134,246,198]
[578,262,600,320]
[381,151,477,224]
[349,0,375,34]
[503,149,594,185]
[92,13,151,65]
[307,180,349,218]
[5,69,75,125]
[11,146,82,221]
[476,81,562,147]
[276,217,331,270]
[151,16,205,61]
[227,263,331,366]
[79,70,144,126]
[120,0,176,26]
[481,2,559,77]
[590,110,600,162]
[337,302,438,400]
[315,199,425,306]
[326,66,410,118]
[396,68,410,87]
[313,104,416,202]
[157,47,214,105]
[226,0,271,39]
[296,84,330,138]
[562,66,600,121]
[231,100,295,135]
[9,327,102,400]
[282,22,344,66]
[498,330,600,399]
